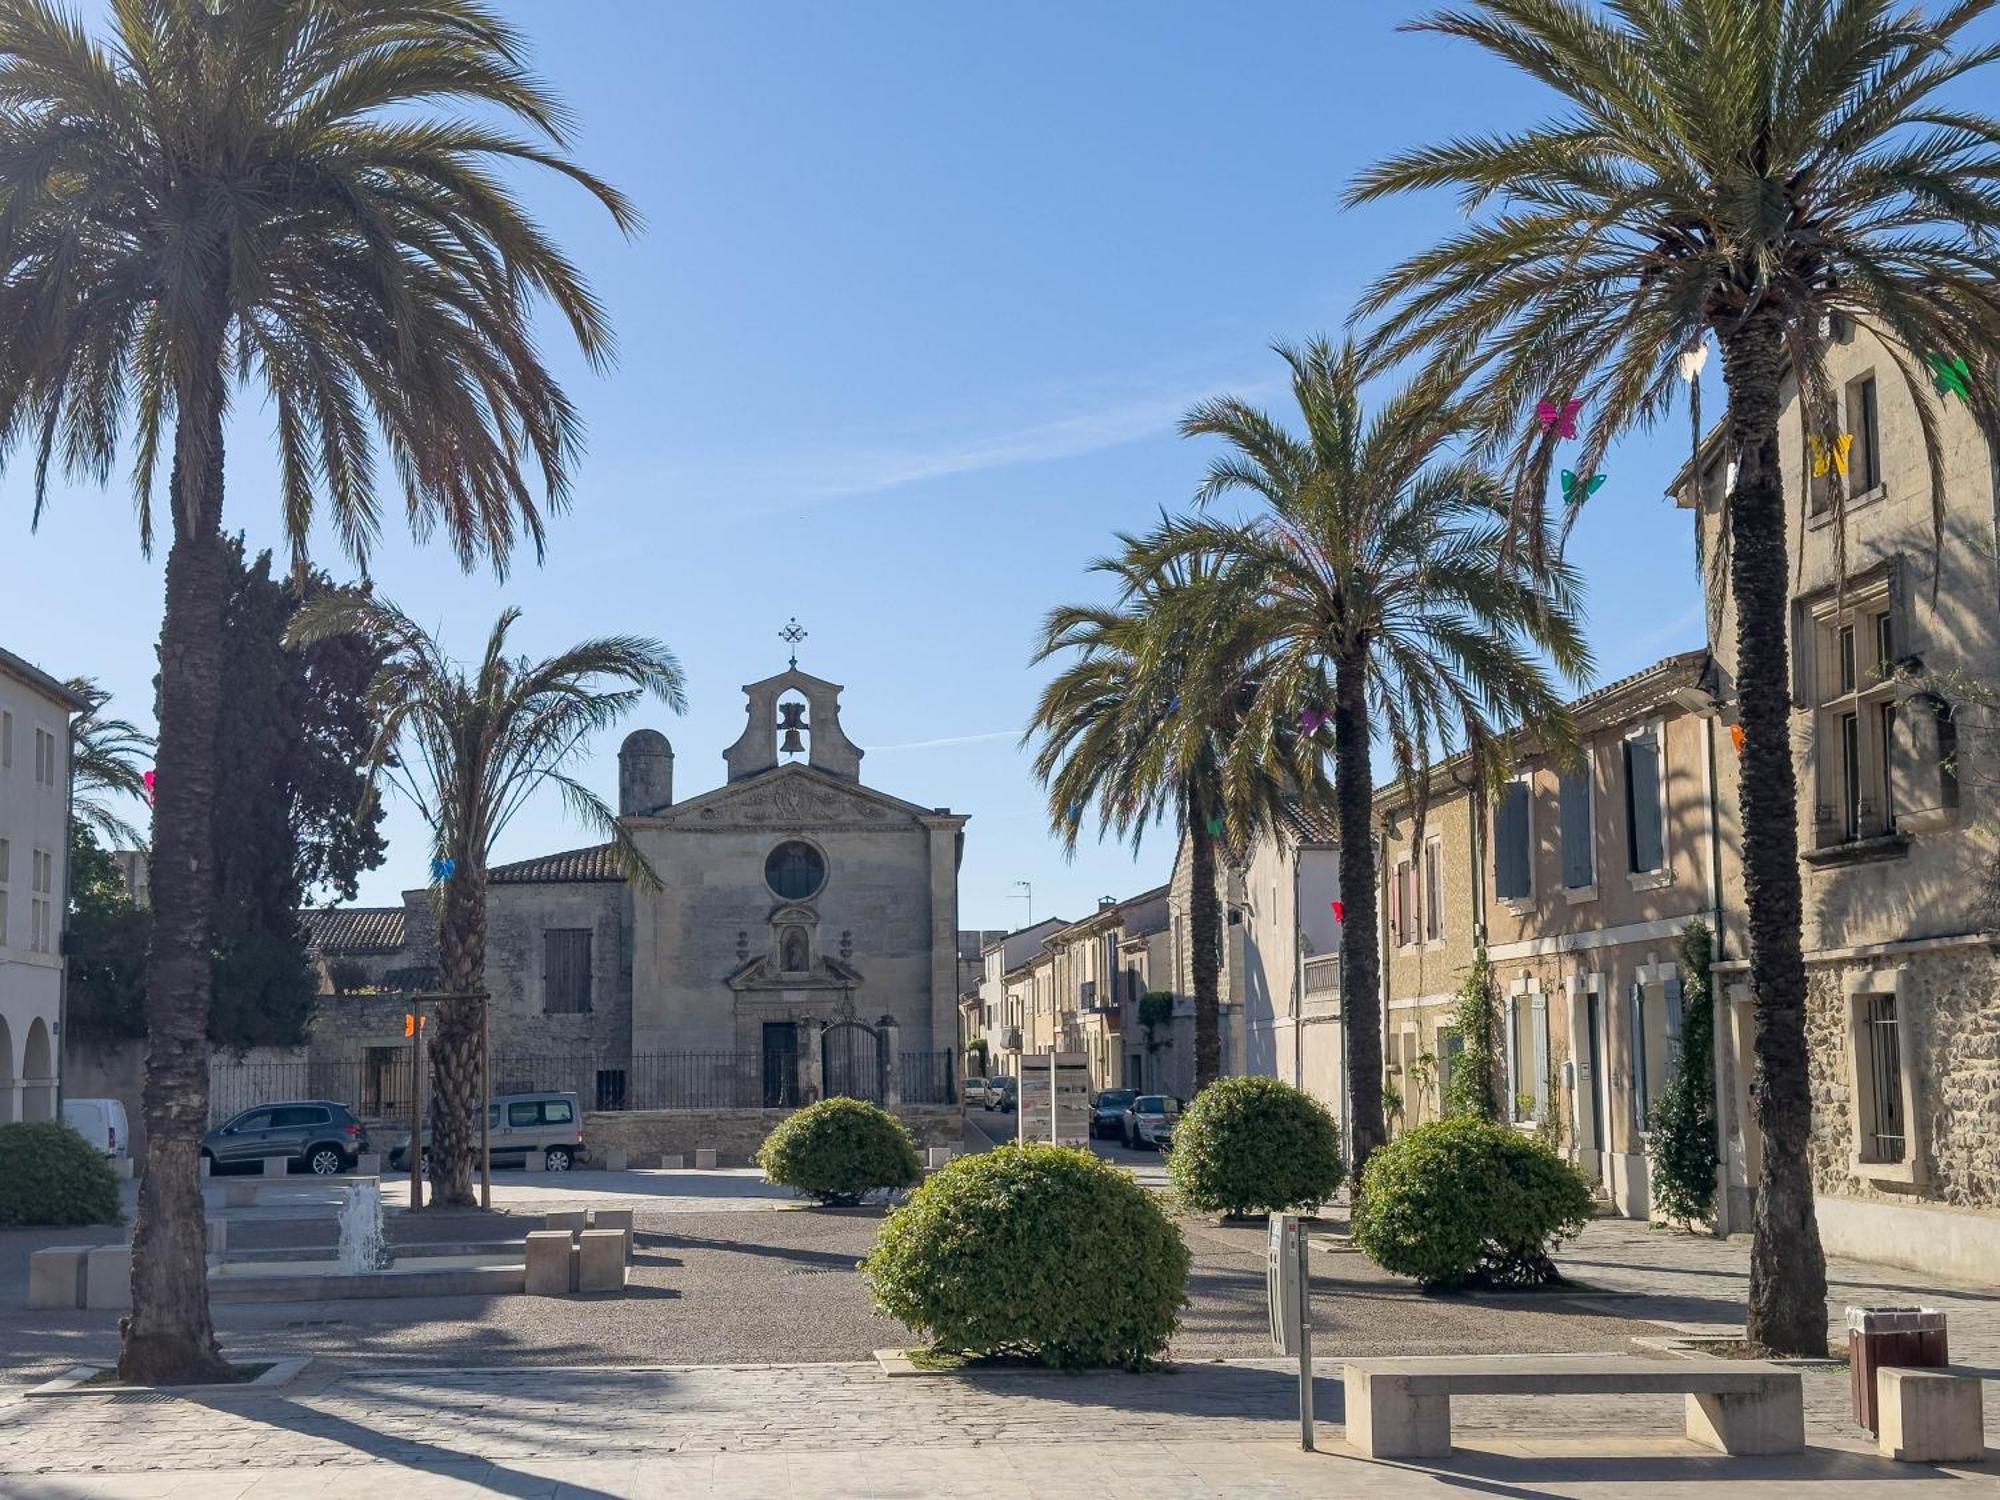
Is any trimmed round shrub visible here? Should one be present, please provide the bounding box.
[1352,1116,1593,1290]
[862,1143,1189,1368]
[757,1096,923,1206]
[0,1121,122,1227]
[1167,1075,1342,1217]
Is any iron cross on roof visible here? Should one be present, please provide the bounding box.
[779,616,807,668]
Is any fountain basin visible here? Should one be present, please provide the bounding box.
[206,1254,525,1302]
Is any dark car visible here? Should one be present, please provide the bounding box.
[1088,1089,1137,1139]
[988,1076,1018,1113]
[202,1101,368,1177]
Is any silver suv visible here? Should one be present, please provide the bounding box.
[202,1101,368,1176]
[388,1091,588,1172]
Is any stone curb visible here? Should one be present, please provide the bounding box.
[23,1357,310,1399]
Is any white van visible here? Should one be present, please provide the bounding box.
[63,1098,131,1160]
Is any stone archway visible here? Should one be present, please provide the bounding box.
[20,1016,54,1123]
[0,1013,15,1124]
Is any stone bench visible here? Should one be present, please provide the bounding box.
[1342,1355,1804,1459]
[1877,1366,1985,1463]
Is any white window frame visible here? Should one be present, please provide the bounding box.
[0,835,9,947]
[1,707,11,769]
[1622,719,1672,889]
[1810,585,1897,848]
[30,845,53,955]
[1844,967,1925,1185]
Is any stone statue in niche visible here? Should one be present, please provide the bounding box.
[780,925,809,973]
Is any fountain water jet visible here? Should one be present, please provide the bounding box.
[337,1179,390,1272]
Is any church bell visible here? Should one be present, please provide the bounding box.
[779,725,806,754]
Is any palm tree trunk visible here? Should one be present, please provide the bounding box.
[1187,803,1222,1089]
[119,368,231,1386]
[431,866,487,1206]
[1333,648,1385,1188]
[1719,313,1829,1358]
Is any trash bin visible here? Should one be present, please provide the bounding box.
[1848,1306,1948,1432]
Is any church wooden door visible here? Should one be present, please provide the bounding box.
[822,1020,882,1103]
[762,1023,799,1108]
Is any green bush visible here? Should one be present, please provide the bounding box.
[1352,1116,1592,1290]
[1443,947,1503,1121]
[0,1122,122,1228]
[862,1143,1189,1368]
[1168,1075,1342,1217]
[1647,920,1720,1226]
[756,1096,923,1206]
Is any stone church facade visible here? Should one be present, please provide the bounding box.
[306,666,969,1112]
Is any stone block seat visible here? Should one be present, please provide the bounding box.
[1341,1355,1804,1460]
[1877,1366,1986,1463]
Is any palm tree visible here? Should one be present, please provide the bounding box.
[65,679,154,849]
[1344,0,2000,1356]
[0,0,633,1383]
[291,595,684,1206]
[1027,543,1323,1089]
[1133,339,1590,1185]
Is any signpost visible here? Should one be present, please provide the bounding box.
[1017,1049,1091,1146]
[1268,1212,1315,1450]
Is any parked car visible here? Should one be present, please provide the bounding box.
[1088,1089,1137,1140]
[62,1098,131,1161]
[987,1076,1018,1113]
[387,1091,587,1173]
[202,1101,368,1176]
[1121,1094,1181,1152]
[961,1076,991,1107]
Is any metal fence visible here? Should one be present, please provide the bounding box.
[208,1048,959,1125]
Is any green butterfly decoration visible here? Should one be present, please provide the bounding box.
[1561,468,1607,504]
[1928,352,1972,402]
[1206,816,1225,837]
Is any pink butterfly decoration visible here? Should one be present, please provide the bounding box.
[1299,707,1325,734]
[1536,397,1583,439]
[143,769,156,805]
[1331,901,1345,923]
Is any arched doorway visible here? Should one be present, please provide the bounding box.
[0,1014,15,1123]
[822,1020,882,1103]
[21,1017,54,1123]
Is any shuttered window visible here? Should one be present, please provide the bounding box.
[543,928,593,1014]
[1624,729,1665,873]
[1494,781,1532,901]
[1559,765,1595,890]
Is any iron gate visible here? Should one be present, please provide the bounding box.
[822,1020,883,1103]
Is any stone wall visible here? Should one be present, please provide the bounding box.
[583,1104,962,1168]
[1805,945,2000,1208]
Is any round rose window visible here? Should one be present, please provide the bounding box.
[765,840,827,901]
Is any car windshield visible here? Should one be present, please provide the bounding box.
[1136,1096,1175,1115]
[1096,1091,1136,1107]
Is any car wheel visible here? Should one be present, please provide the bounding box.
[545,1147,574,1172]
[307,1145,345,1176]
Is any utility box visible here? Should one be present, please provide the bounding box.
[1268,1213,1304,1356]
[1848,1306,1948,1432]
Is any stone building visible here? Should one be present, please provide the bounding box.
[1376,650,1724,1219]
[303,664,974,1111]
[0,646,82,1126]
[1674,321,2000,1281]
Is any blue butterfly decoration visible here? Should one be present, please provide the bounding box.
[431,855,456,882]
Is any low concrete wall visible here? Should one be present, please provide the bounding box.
[1816,1193,2000,1287]
[583,1106,961,1168]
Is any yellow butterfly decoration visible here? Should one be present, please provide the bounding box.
[1810,431,1853,478]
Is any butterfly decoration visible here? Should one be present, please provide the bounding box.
[1928,352,1971,401]
[1809,432,1853,478]
[1729,724,1745,754]
[1331,900,1345,924]
[142,769,156,805]
[430,855,456,882]
[1206,816,1226,837]
[1067,803,1083,824]
[1676,340,1709,383]
[1299,707,1326,735]
[1560,469,1607,505]
[1166,695,1180,714]
[1536,397,1583,438]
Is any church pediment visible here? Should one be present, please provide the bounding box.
[658,764,932,830]
[725,953,863,991]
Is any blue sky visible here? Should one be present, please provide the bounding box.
[2,1,1716,930]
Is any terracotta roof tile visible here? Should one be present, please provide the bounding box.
[301,907,406,955]
[488,843,625,884]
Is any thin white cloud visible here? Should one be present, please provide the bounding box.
[869,728,1023,753]
[658,367,1280,513]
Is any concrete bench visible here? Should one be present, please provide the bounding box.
[523,1230,574,1296]
[694,1148,717,1170]
[576,1229,627,1293]
[590,1208,635,1264]
[603,1148,629,1173]
[1877,1366,1985,1462]
[1342,1355,1804,1459]
[27,1248,90,1310]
